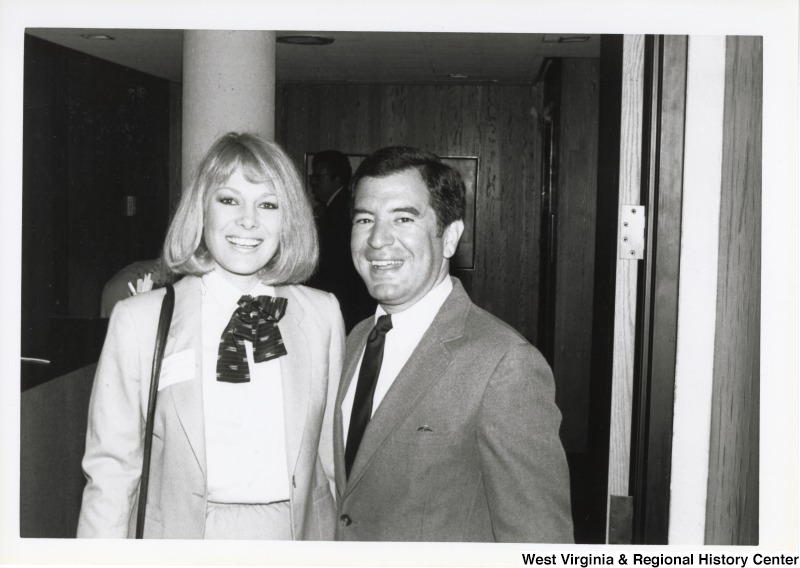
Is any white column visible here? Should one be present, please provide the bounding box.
[182,30,276,186]
[668,35,727,545]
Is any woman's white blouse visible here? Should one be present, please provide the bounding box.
[200,270,290,504]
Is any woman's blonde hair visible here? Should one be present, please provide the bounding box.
[163,132,318,284]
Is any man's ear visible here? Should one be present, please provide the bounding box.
[442,220,465,260]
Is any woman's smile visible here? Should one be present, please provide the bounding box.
[226,235,264,249]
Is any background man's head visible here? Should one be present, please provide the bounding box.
[310,150,352,205]
[349,146,466,313]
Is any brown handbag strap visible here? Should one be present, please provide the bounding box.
[135,284,175,539]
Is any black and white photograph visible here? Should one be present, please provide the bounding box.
[1,0,797,566]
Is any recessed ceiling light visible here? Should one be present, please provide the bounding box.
[558,36,591,44]
[542,35,590,44]
[277,35,334,46]
[81,33,115,40]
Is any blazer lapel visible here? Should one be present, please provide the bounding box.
[343,279,471,496]
[334,322,372,497]
[275,286,310,480]
[165,276,207,479]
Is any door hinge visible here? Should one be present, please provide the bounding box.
[619,205,646,259]
[608,494,634,544]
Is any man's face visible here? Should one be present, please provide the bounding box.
[351,169,463,314]
[309,161,340,204]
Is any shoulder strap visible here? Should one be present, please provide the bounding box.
[135,284,175,539]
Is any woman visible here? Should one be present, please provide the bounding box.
[77,132,343,539]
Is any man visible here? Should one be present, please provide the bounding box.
[333,146,574,542]
[99,257,172,317]
[309,150,351,220]
[308,150,374,331]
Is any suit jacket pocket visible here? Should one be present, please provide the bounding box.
[392,428,457,447]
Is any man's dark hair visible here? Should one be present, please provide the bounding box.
[350,146,466,235]
[313,150,352,185]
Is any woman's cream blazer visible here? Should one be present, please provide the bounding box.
[77,275,344,539]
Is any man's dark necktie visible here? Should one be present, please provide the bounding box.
[217,295,288,383]
[345,314,393,477]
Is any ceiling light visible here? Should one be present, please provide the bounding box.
[81,33,115,40]
[449,73,470,79]
[542,35,590,44]
[277,35,334,46]
[558,36,591,43]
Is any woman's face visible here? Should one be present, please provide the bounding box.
[203,168,282,292]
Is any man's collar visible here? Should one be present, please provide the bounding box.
[375,276,454,327]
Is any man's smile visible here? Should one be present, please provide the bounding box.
[370,259,403,269]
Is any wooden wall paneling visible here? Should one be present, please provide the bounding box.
[517,85,543,345]
[334,84,359,151]
[305,85,325,151]
[409,86,435,150]
[554,59,600,453]
[488,86,517,332]
[439,86,458,150]
[278,83,308,168]
[367,84,384,152]
[311,84,331,149]
[382,85,409,146]
[443,86,465,152]
[705,35,762,546]
[449,85,484,296]
[286,84,318,180]
[472,85,502,316]
[607,35,645,536]
[319,84,346,150]
[353,84,373,152]
[505,85,541,343]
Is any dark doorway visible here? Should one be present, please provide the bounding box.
[537,36,624,543]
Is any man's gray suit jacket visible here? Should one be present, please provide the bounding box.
[333,278,574,542]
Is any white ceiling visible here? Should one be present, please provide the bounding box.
[25,28,600,84]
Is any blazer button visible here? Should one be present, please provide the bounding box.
[339,514,352,526]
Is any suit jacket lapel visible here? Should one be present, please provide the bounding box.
[334,322,372,496]
[165,276,207,478]
[343,279,471,496]
[275,286,310,480]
